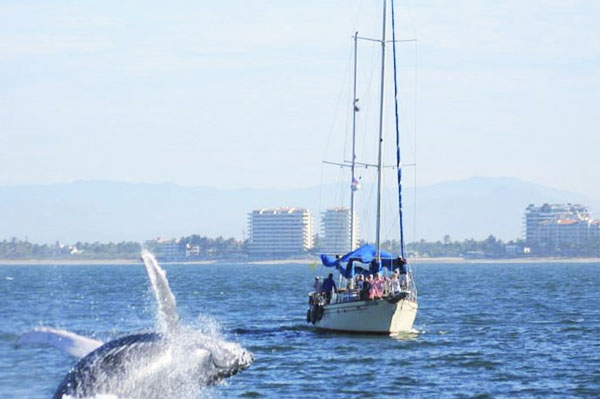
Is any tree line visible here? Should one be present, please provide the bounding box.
[1,234,599,260]
[0,238,143,259]
[0,236,245,260]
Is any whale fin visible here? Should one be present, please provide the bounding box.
[17,327,103,358]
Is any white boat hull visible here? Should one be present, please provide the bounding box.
[313,298,417,334]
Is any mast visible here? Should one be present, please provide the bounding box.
[350,31,359,251]
[375,0,387,262]
[390,0,405,258]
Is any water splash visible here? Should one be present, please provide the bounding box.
[50,251,253,399]
[140,250,179,333]
[58,327,252,399]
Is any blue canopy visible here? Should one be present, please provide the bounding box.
[320,244,397,277]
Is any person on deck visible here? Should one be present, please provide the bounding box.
[383,275,391,296]
[392,256,410,291]
[394,256,408,272]
[400,268,410,291]
[322,273,337,304]
[390,271,400,294]
[372,273,384,299]
[313,276,323,293]
[359,275,369,300]
[367,274,376,300]
[346,275,355,290]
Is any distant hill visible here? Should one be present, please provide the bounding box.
[0,177,597,243]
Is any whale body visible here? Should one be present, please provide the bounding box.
[19,251,253,399]
[53,331,253,399]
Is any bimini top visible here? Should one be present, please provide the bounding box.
[320,244,401,277]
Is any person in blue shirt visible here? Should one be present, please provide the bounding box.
[322,273,337,304]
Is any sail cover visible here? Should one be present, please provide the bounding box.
[320,244,397,276]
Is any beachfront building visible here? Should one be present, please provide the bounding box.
[247,207,313,256]
[523,203,599,249]
[320,207,359,254]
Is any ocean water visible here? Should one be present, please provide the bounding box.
[1,261,599,399]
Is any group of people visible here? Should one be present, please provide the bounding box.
[351,270,410,300]
[313,268,410,304]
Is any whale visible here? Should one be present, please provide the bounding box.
[49,330,253,399]
[18,251,253,399]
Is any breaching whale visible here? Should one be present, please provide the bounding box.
[17,251,253,399]
[49,329,253,399]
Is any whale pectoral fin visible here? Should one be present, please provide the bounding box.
[17,327,103,358]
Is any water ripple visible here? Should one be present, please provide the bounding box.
[2,262,600,398]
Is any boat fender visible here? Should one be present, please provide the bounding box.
[316,305,324,321]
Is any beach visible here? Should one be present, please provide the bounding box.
[2,256,600,266]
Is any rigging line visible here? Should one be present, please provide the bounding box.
[413,36,419,264]
[321,39,354,166]
[356,36,377,170]
[319,38,355,230]
[406,16,418,280]
[391,0,405,258]
[353,0,366,34]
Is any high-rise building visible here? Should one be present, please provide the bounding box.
[320,207,359,254]
[524,203,597,247]
[247,207,313,256]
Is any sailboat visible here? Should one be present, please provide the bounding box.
[307,0,417,334]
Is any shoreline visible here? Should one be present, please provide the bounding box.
[1,256,600,266]
[410,256,600,264]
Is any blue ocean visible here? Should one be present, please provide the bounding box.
[1,261,599,398]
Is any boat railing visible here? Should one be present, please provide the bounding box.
[329,286,416,304]
[333,289,359,303]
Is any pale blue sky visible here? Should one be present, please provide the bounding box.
[1,1,599,196]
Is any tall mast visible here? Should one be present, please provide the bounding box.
[375,0,387,262]
[390,0,406,258]
[350,31,359,251]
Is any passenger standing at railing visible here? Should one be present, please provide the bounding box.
[313,276,323,293]
[346,278,354,290]
[372,273,384,299]
[322,273,337,304]
[391,271,401,295]
[393,256,410,291]
[358,275,368,300]
[400,269,410,291]
[367,274,376,300]
[383,275,390,296]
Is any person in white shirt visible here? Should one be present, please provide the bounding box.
[313,276,323,293]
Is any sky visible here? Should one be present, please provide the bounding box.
[1,0,599,197]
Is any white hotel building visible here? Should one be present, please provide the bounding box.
[247,207,313,256]
[524,203,600,247]
[320,207,359,255]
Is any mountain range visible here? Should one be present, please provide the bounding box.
[0,177,597,244]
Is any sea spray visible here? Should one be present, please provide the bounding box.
[140,250,180,333]
[41,251,253,399]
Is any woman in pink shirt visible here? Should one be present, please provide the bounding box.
[372,273,384,299]
[367,274,376,300]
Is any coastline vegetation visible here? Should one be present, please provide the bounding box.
[1,234,599,261]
